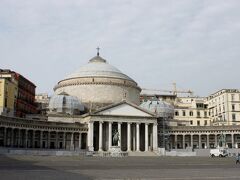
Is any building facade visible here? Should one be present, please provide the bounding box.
[208,89,240,126]
[15,72,37,117]
[35,93,50,115]
[0,73,18,116]
[174,97,209,126]
[0,69,37,118]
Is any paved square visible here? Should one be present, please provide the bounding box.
[0,155,240,180]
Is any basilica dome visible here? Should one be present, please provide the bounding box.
[65,56,134,81]
[54,54,141,110]
[48,92,85,115]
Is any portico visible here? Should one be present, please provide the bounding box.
[85,101,158,153]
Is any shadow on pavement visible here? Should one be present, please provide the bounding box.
[0,155,92,180]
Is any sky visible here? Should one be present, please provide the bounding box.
[0,0,240,97]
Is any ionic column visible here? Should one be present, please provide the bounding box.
[18,129,21,147]
[175,134,178,149]
[11,129,14,147]
[40,131,43,148]
[215,134,218,148]
[136,123,140,151]
[55,132,58,149]
[70,133,74,150]
[145,123,149,151]
[231,134,234,148]
[206,134,209,148]
[79,132,82,150]
[118,122,121,148]
[99,121,103,151]
[32,130,35,148]
[87,122,94,151]
[190,134,193,148]
[108,122,112,150]
[133,125,136,151]
[153,123,158,151]
[48,131,51,149]
[127,122,131,151]
[3,127,7,147]
[25,130,28,148]
[63,132,66,149]
[198,134,201,149]
[182,134,185,149]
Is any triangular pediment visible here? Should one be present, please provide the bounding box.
[93,101,155,117]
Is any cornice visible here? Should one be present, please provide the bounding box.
[54,81,141,91]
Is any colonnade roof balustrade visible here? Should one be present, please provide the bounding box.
[0,115,88,132]
[168,125,240,133]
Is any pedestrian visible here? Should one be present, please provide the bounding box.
[236,153,240,164]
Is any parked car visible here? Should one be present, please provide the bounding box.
[210,148,228,157]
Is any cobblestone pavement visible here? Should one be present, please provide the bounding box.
[0,155,240,180]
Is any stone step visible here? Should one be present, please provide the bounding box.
[128,151,158,156]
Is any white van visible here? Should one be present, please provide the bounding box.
[210,148,228,157]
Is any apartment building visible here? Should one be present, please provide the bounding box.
[174,97,209,126]
[0,73,18,116]
[207,89,240,126]
[0,69,37,117]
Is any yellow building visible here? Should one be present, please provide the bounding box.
[0,74,18,116]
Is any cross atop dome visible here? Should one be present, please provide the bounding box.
[96,46,100,56]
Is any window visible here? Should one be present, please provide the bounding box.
[63,97,66,105]
[182,111,186,116]
[190,120,193,125]
[232,114,236,121]
[4,98,7,107]
[175,111,179,116]
[232,104,235,111]
[197,121,200,126]
[197,111,201,117]
[232,94,235,101]
[196,103,204,109]
[189,111,193,116]
[204,120,207,126]
[204,111,207,117]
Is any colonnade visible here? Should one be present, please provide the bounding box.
[0,127,87,150]
[87,121,158,152]
[168,133,240,149]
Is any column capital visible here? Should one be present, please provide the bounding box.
[99,121,104,124]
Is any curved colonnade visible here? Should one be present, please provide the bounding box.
[167,126,240,149]
[0,116,88,150]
